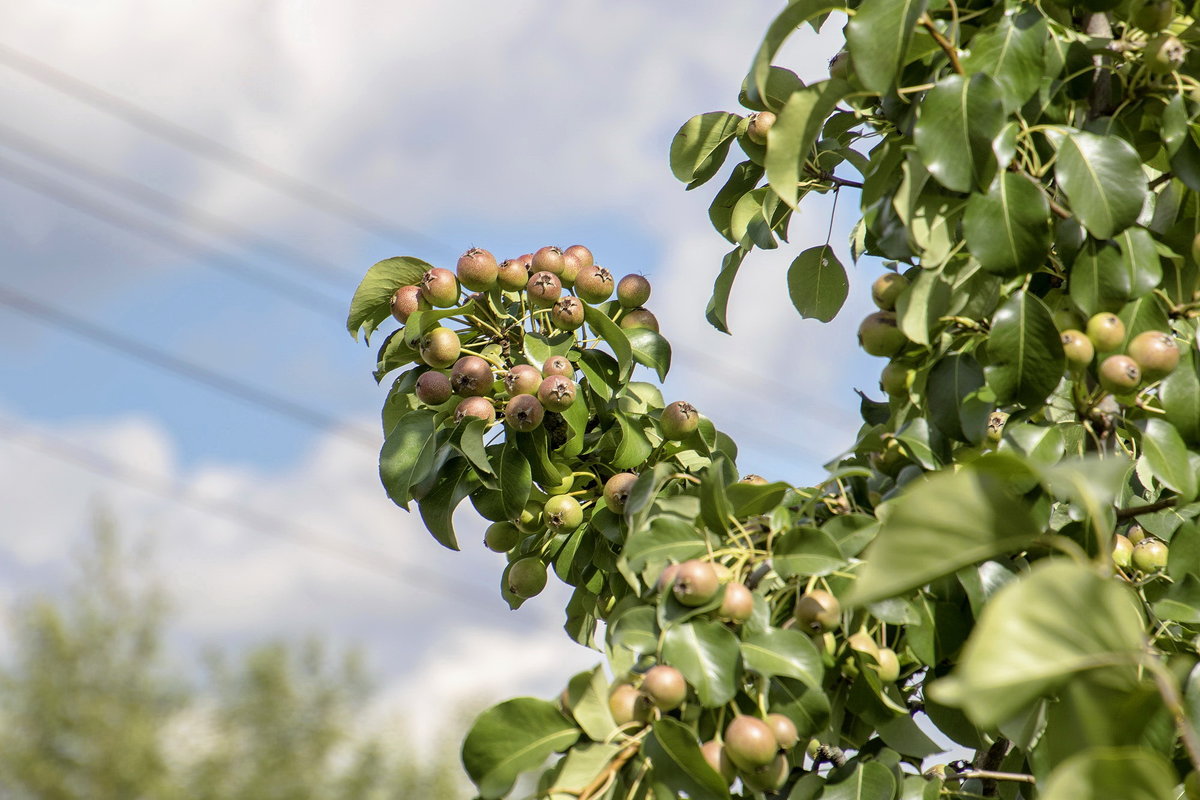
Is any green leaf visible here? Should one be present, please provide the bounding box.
[499,439,532,520]
[452,417,493,476]
[930,560,1144,728]
[773,526,846,578]
[747,0,845,105]
[848,462,1041,605]
[523,330,575,372]
[706,247,748,334]
[583,304,633,381]
[1138,418,1198,500]
[845,0,928,96]
[669,112,741,184]
[565,666,618,743]
[1069,239,1133,317]
[1051,129,1147,240]
[786,245,849,322]
[740,628,823,687]
[379,410,439,511]
[661,620,742,707]
[765,80,848,208]
[1113,227,1162,300]
[822,761,897,800]
[768,678,832,739]
[709,161,766,243]
[608,605,659,656]
[612,412,653,470]
[963,172,1051,276]
[544,742,622,799]
[1039,747,1177,800]
[623,517,709,573]
[895,266,951,347]
[913,73,1006,193]
[1161,348,1200,444]
[1152,574,1200,623]
[417,457,475,550]
[960,11,1047,113]
[926,353,990,445]
[461,697,581,799]
[984,290,1065,407]
[346,255,432,343]
[625,327,672,382]
[644,718,732,800]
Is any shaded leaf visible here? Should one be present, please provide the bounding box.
[661,620,742,707]
[379,410,438,511]
[985,290,1064,407]
[1052,129,1147,240]
[625,327,672,382]
[740,628,823,687]
[1138,418,1198,500]
[845,0,928,96]
[670,112,742,184]
[644,718,731,800]
[913,73,1006,193]
[963,172,1051,276]
[766,80,848,208]
[787,245,849,322]
[1039,747,1176,800]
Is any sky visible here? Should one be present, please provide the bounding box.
[0,0,887,763]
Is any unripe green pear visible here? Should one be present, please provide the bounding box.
[1086,312,1126,352]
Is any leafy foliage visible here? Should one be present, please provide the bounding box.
[351,1,1200,797]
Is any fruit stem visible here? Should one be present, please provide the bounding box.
[919,13,964,75]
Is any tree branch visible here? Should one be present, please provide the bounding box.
[577,742,640,800]
[920,14,963,75]
[943,770,1036,785]
[1116,497,1177,520]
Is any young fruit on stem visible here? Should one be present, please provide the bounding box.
[561,245,593,286]
[415,370,453,405]
[504,364,542,396]
[858,311,905,357]
[551,296,585,331]
[1112,533,1134,568]
[603,472,639,513]
[419,267,459,307]
[719,582,754,622]
[747,111,776,145]
[532,246,566,276]
[1133,537,1169,571]
[451,356,494,397]
[874,648,901,682]
[879,362,911,397]
[655,563,681,593]
[620,308,659,332]
[700,741,736,785]
[1086,312,1126,352]
[1098,355,1141,394]
[1146,33,1187,74]
[794,590,841,634]
[497,259,529,291]
[742,754,790,792]
[870,272,909,311]
[723,716,778,771]
[504,394,545,432]
[419,327,462,369]
[672,560,719,607]
[454,396,496,425]
[608,684,653,726]
[543,355,574,378]
[641,665,688,710]
[537,375,577,412]
[390,285,427,322]
[575,266,615,304]
[484,521,521,552]
[765,713,799,751]
[526,271,563,308]
[660,401,699,440]
[456,248,499,291]
[543,494,584,532]
[617,274,652,308]
[508,557,548,598]
[1128,331,1180,381]
[1060,330,1095,371]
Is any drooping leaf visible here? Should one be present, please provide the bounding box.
[984,290,1065,407]
[963,172,1051,276]
[499,439,532,520]
[926,353,990,444]
[748,0,846,104]
[766,80,848,208]
[1051,129,1147,240]
[845,0,928,96]
[418,456,475,550]
[670,112,742,185]
[930,560,1144,727]
[1138,418,1198,500]
[583,304,633,380]
[661,619,742,707]
[1161,347,1200,444]
[709,161,766,242]
[564,666,619,743]
[379,410,439,511]
[461,697,581,799]
[787,244,849,322]
[1039,747,1176,800]
[612,411,653,470]
[848,460,1041,605]
[740,628,823,687]
[625,327,672,382]
[706,246,749,334]
[913,73,1006,193]
[346,255,432,342]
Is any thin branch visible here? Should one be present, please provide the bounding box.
[920,13,964,75]
[577,742,640,800]
[943,770,1036,785]
[1116,497,1177,521]
[804,165,864,189]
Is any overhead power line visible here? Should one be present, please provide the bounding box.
[0,40,455,257]
[0,284,378,450]
[0,413,493,609]
[0,120,358,284]
[0,153,344,318]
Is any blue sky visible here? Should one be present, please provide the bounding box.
[0,0,887,753]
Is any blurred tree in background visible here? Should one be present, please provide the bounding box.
[0,518,464,799]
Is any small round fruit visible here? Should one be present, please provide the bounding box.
[700,741,736,785]
[742,753,789,792]
[415,370,453,405]
[551,296,585,330]
[561,245,593,286]
[451,356,494,397]
[543,355,574,378]
[454,396,495,425]
[543,494,584,532]
[660,401,699,440]
[641,665,687,711]
[515,502,543,533]
[526,271,563,307]
[794,590,841,634]
[880,362,911,397]
[740,474,768,485]
[847,632,880,660]
[747,111,776,145]
[829,50,850,80]
[390,285,427,322]
[456,248,498,291]
[1146,33,1187,75]
[1112,533,1134,568]
[1127,523,1147,544]
[874,648,901,682]
[540,463,574,495]
[516,253,535,272]
[504,364,542,396]
[507,557,548,598]
[617,274,652,308]
[620,308,659,332]
[1133,537,1169,571]
[604,472,639,513]
[1128,331,1180,381]
[765,714,799,751]
[484,521,521,552]
[1134,0,1175,32]
[1060,329,1095,370]
[1098,354,1141,393]
[672,560,719,607]
[496,259,529,291]
[419,327,461,369]
[504,394,545,432]
[871,272,909,311]
[655,563,681,592]
[1086,312,1126,352]
[419,267,459,307]
[858,311,906,357]
[537,375,577,412]
[575,266,615,304]
[532,246,566,276]
[723,716,778,771]
[719,582,754,622]
[608,684,652,726]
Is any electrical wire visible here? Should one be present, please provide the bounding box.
[0,283,379,450]
[0,40,455,257]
